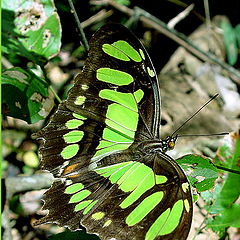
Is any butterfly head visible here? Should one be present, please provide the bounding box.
[165,135,178,151]
[140,135,178,153]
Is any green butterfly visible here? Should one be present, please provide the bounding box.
[34,23,193,240]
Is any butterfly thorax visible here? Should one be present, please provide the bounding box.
[138,135,178,154]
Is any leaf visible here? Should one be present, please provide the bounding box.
[204,132,240,234]
[2,0,61,64]
[234,24,240,48]
[220,19,238,65]
[176,154,218,192]
[2,67,54,123]
[210,133,240,214]
[207,204,240,229]
[214,141,232,170]
[114,0,131,6]
[200,183,222,208]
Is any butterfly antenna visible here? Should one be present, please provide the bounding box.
[178,132,229,137]
[171,94,219,136]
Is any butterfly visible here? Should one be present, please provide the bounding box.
[34,23,193,240]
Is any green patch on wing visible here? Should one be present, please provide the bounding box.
[126,191,164,226]
[65,182,99,214]
[100,90,138,111]
[97,68,134,86]
[65,183,84,194]
[92,88,144,160]
[63,131,84,144]
[102,40,142,62]
[145,200,184,239]
[65,119,84,129]
[61,144,79,159]
[73,113,87,120]
[69,189,91,203]
[95,161,168,209]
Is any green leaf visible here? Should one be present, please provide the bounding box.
[210,135,240,213]
[214,142,232,170]
[208,204,240,229]
[220,19,238,65]
[234,24,240,49]
[2,0,61,64]
[201,183,222,204]
[114,0,131,6]
[2,67,53,123]
[176,154,218,192]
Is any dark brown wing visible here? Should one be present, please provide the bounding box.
[34,23,160,177]
[34,150,192,240]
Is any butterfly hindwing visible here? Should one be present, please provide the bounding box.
[81,152,192,240]
[36,151,192,240]
[34,23,193,240]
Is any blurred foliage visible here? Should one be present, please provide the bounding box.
[220,18,240,66]
[201,133,240,237]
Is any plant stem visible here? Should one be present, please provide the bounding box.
[68,0,89,51]
[49,85,62,103]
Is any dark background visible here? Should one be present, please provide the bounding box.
[57,0,240,72]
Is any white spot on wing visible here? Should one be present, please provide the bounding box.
[181,182,189,193]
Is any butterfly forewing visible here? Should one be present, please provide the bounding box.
[34,23,193,240]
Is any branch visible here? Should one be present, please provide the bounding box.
[5,173,54,199]
[68,0,89,51]
[167,4,194,29]
[81,9,113,28]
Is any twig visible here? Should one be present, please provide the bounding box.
[81,9,113,28]
[203,0,211,29]
[68,0,89,51]
[3,173,53,239]
[49,85,62,103]
[168,4,194,29]
[166,0,205,22]
[5,173,54,199]
[98,0,240,83]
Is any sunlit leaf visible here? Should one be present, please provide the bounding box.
[208,204,240,229]
[210,133,240,213]
[177,154,218,192]
[2,67,54,123]
[2,0,61,64]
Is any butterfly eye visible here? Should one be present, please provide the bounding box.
[168,141,175,148]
